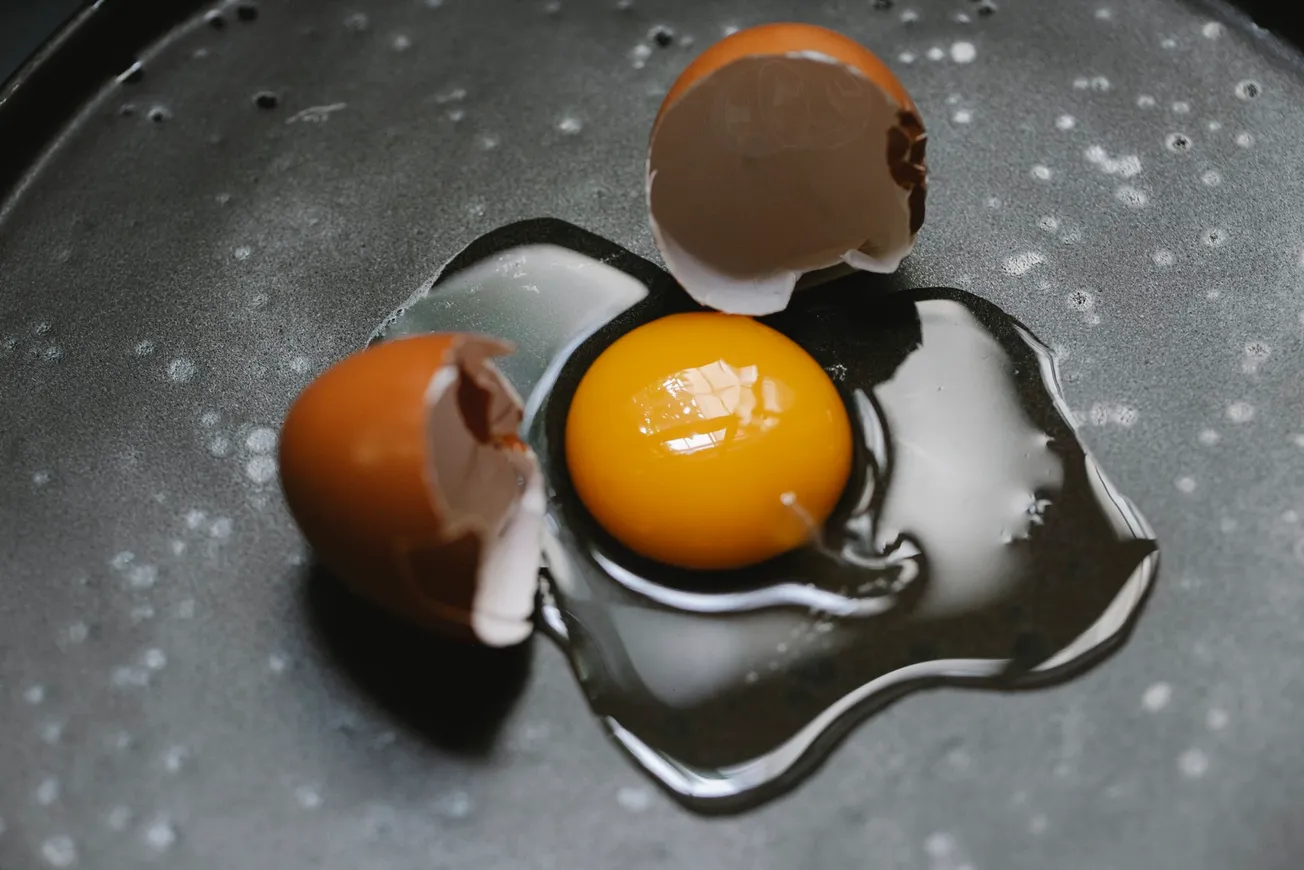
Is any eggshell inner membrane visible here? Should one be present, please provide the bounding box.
[648,52,918,315]
[424,337,543,646]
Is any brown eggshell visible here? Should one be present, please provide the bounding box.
[278,333,543,647]
[647,22,928,315]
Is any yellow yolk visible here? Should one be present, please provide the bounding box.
[564,312,853,571]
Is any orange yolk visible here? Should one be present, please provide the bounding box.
[564,312,853,571]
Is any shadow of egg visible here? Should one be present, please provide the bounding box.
[302,562,532,756]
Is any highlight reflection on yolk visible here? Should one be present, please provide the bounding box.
[565,312,853,570]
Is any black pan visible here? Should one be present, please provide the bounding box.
[2,1,1303,867]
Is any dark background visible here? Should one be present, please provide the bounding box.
[0,0,81,84]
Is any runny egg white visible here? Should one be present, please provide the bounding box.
[367,218,1158,811]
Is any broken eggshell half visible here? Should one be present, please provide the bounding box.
[278,333,544,647]
[647,22,928,315]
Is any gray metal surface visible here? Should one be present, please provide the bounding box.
[1,0,1301,868]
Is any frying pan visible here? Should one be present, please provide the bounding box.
[2,0,1303,867]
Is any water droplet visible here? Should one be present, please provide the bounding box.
[927,46,946,62]
[162,746,189,773]
[1235,131,1254,148]
[1175,476,1197,494]
[111,666,151,689]
[1226,401,1255,424]
[295,785,323,809]
[41,835,77,867]
[66,622,89,643]
[343,11,370,31]
[245,456,278,485]
[434,790,474,818]
[950,42,977,63]
[1203,228,1227,247]
[952,109,973,124]
[649,25,675,47]
[245,427,278,453]
[1055,114,1076,130]
[1031,165,1053,181]
[1178,748,1209,778]
[147,105,172,123]
[1067,289,1095,312]
[105,805,133,832]
[1165,132,1191,152]
[1202,21,1223,38]
[167,358,197,383]
[1201,169,1222,186]
[1003,252,1045,276]
[392,33,412,51]
[127,564,157,589]
[1235,80,1262,100]
[24,684,46,704]
[253,90,279,110]
[1115,186,1149,208]
[616,785,653,812]
[1206,708,1229,730]
[35,776,61,806]
[144,818,177,851]
[133,339,156,356]
[558,116,583,135]
[143,648,167,670]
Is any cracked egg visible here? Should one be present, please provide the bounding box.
[278,333,545,647]
[647,22,928,315]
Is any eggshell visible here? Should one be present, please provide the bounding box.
[279,333,543,647]
[647,22,928,315]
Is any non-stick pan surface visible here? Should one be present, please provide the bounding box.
[2,1,1303,868]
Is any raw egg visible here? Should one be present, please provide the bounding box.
[647,22,928,315]
[564,311,854,571]
[278,332,544,647]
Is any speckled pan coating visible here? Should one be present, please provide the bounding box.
[1,1,1302,868]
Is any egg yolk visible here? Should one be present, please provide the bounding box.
[564,312,853,571]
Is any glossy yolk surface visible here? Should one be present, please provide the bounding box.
[564,312,853,571]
